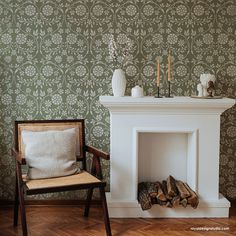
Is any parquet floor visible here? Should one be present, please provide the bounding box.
[0,205,236,236]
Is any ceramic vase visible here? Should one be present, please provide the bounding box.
[112,69,126,97]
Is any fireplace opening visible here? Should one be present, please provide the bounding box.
[135,129,198,210]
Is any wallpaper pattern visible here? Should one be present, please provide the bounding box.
[0,0,235,200]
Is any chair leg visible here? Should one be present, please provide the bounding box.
[100,187,112,236]
[84,188,94,217]
[13,175,19,226]
[18,184,28,236]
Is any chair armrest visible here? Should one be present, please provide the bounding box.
[85,145,110,160]
[11,148,26,165]
[85,145,109,180]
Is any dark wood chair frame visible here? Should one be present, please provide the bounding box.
[12,119,112,236]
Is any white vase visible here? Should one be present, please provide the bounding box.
[112,69,126,97]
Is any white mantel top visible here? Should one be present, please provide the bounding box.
[100,96,235,114]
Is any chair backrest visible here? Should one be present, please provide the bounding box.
[14,119,86,168]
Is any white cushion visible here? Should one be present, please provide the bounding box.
[22,128,80,179]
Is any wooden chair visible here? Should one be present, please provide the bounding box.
[12,119,112,236]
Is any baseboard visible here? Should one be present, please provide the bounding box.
[0,199,101,207]
[230,200,236,207]
[1,199,236,208]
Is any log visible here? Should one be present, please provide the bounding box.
[151,197,167,206]
[180,198,188,208]
[156,182,167,201]
[167,175,178,197]
[156,199,167,206]
[183,183,199,209]
[175,180,191,199]
[161,180,172,200]
[146,182,158,198]
[151,197,157,205]
[138,182,152,210]
[171,196,180,207]
[166,201,173,208]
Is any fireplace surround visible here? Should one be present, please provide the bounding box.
[100,96,235,218]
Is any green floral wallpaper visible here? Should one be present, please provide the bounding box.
[0,0,235,201]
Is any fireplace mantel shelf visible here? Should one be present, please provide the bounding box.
[100,96,235,114]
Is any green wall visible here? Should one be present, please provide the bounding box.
[0,0,235,200]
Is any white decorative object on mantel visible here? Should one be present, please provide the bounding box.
[100,96,235,218]
[112,69,126,97]
[131,85,143,98]
[197,83,203,97]
[200,74,216,97]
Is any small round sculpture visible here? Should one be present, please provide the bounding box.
[131,85,143,98]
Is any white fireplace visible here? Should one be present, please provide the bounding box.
[100,96,235,218]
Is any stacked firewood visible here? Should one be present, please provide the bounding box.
[138,175,199,210]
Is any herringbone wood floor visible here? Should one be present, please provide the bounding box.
[0,205,236,236]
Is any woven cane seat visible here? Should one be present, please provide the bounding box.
[23,171,101,190]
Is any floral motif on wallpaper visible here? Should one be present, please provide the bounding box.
[0,0,235,200]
